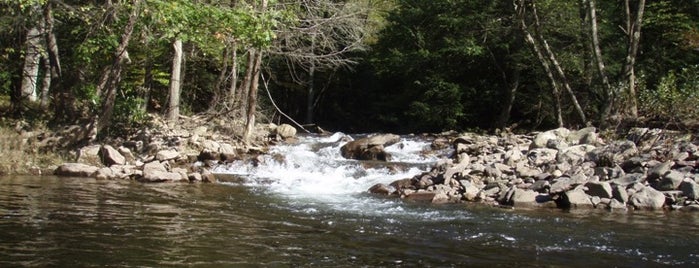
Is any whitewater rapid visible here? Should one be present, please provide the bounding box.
[213,133,451,215]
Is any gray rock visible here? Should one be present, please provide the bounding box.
[566,127,597,145]
[629,186,666,210]
[156,149,180,161]
[100,145,126,166]
[527,148,558,167]
[508,188,543,207]
[611,173,644,186]
[648,161,674,181]
[504,148,524,166]
[680,180,699,200]
[530,179,550,193]
[275,124,297,139]
[550,177,575,194]
[589,140,637,167]
[340,134,399,161]
[612,185,629,204]
[94,167,115,180]
[530,131,557,149]
[369,183,393,195]
[77,145,102,166]
[557,144,597,165]
[54,163,99,177]
[608,199,628,210]
[658,170,685,190]
[515,165,540,178]
[460,180,480,201]
[585,181,613,199]
[560,186,594,209]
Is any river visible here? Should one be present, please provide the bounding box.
[1,133,699,266]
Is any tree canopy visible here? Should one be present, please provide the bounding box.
[1,0,697,137]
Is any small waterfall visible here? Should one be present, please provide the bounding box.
[214,133,447,212]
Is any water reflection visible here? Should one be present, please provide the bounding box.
[1,175,699,266]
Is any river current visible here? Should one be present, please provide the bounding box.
[2,133,699,266]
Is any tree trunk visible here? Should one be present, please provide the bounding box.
[236,50,255,111]
[20,15,43,103]
[40,57,51,107]
[95,0,141,134]
[530,0,587,124]
[587,0,614,125]
[516,0,563,127]
[228,41,238,108]
[167,39,183,122]
[496,69,520,129]
[44,2,60,78]
[306,58,316,124]
[623,0,645,118]
[243,49,263,142]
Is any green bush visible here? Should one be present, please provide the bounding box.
[639,65,699,122]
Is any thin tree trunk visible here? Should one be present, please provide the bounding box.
[44,2,60,78]
[496,69,520,129]
[95,0,141,134]
[243,49,263,141]
[167,39,183,122]
[236,50,255,110]
[516,0,563,127]
[623,0,645,118]
[40,57,51,107]
[587,0,614,125]
[306,58,316,124]
[228,40,238,108]
[530,0,587,124]
[20,14,43,103]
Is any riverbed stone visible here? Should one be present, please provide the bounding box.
[54,163,99,177]
[559,186,594,209]
[585,181,613,199]
[275,124,297,139]
[658,170,685,190]
[629,186,666,210]
[77,145,102,166]
[680,180,699,200]
[340,134,400,161]
[156,149,180,161]
[100,145,126,166]
[369,183,393,195]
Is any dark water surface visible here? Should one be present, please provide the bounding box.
[2,175,699,267]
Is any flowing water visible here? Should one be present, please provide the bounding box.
[2,133,699,267]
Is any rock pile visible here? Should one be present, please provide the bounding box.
[369,127,699,211]
[53,115,298,183]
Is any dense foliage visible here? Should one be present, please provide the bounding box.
[1,0,697,137]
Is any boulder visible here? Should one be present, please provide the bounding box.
[559,186,594,209]
[658,170,685,190]
[340,134,400,161]
[680,180,699,200]
[530,128,570,150]
[557,145,596,166]
[77,145,102,166]
[100,145,126,166]
[404,191,436,202]
[54,163,99,177]
[369,183,393,195]
[566,127,598,145]
[527,148,558,167]
[275,124,297,139]
[585,181,613,199]
[588,140,638,167]
[629,186,666,210]
[156,149,180,161]
[507,188,547,207]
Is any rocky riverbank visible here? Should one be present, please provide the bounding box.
[367,127,699,211]
[50,114,298,183]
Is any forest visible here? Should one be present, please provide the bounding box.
[1,0,698,138]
